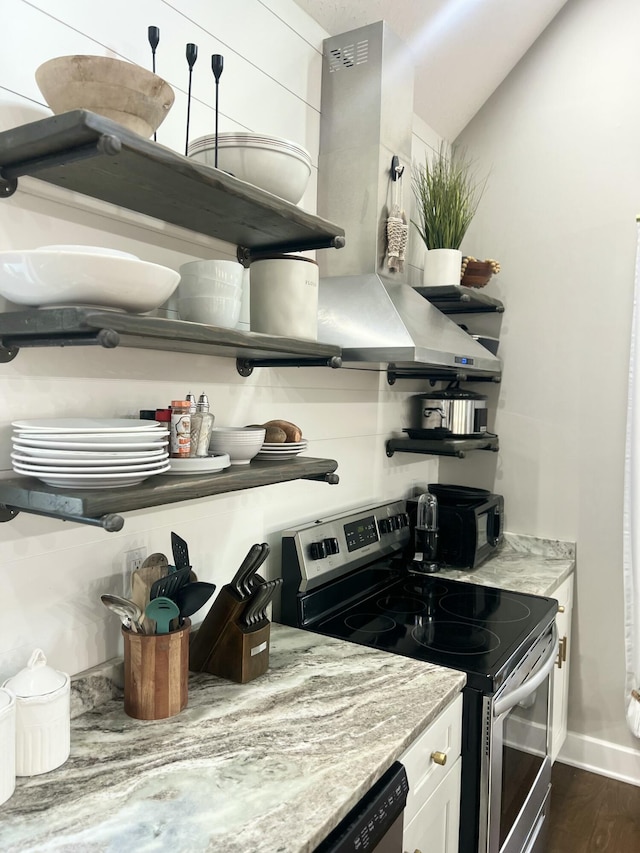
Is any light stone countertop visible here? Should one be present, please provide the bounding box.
[437,532,576,597]
[0,624,465,853]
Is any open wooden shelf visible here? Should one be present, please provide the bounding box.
[0,457,339,531]
[386,434,499,458]
[416,285,504,315]
[0,307,342,372]
[0,110,346,262]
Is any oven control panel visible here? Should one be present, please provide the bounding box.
[281,500,410,592]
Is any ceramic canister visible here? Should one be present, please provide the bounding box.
[3,649,70,777]
[249,254,319,340]
[0,687,16,804]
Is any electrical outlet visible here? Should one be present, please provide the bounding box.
[123,547,146,596]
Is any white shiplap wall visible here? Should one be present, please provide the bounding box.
[0,0,443,681]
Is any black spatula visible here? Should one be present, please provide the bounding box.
[171,532,191,571]
[149,565,191,601]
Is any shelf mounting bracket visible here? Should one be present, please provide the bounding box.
[0,505,125,531]
[237,356,342,376]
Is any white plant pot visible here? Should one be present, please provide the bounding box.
[422,248,462,287]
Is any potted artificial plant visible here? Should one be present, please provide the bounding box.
[412,142,488,287]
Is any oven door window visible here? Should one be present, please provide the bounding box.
[499,676,550,848]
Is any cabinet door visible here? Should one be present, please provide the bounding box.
[403,757,461,853]
[550,574,574,763]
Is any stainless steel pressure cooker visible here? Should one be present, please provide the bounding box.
[413,386,488,436]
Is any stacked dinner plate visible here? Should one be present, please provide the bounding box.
[255,439,308,461]
[11,418,170,488]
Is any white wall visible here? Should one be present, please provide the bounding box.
[457,0,640,758]
[0,0,444,682]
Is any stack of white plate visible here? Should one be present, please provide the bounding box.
[256,440,308,461]
[11,418,170,488]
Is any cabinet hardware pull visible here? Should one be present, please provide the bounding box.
[558,605,565,613]
[562,635,568,662]
[431,750,447,766]
[556,649,563,669]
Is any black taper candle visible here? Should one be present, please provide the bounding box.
[211,54,224,169]
[185,43,198,156]
[148,27,160,141]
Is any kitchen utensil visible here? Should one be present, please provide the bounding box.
[410,492,440,575]
[145,597,180,634]
[100,593,144,633]
[241,577,281,627]
[211,54,224,168]
[174,581,216,619]
[241,542,270,597]
[171,532,191,571]
[131,553,169,631]
[35,55,174,139]
[229,543,263,597]
[149,565,191,602]
[185,43,198,156]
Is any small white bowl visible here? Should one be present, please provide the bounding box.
[0,251,180,313]
[209,427,265,465]
[179,260,244,286]
[177,295,241,328]
[178,274,242,300]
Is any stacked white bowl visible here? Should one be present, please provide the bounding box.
[177,259,244,328]
[187,132,312,204]
[208,427,265,466]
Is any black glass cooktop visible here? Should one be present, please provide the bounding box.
[311,571,557,692]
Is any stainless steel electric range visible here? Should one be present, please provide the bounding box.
[276,500,558,853]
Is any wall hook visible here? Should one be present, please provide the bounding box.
[391,155,405,181]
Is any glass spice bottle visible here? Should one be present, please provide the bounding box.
[170,400,191,458]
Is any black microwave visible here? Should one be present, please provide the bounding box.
[406,492,504,569]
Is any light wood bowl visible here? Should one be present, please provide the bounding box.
[461,260,494,289]
[35,55,175,138]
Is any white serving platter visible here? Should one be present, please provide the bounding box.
[11,418,165,432]
[13,437,169,452]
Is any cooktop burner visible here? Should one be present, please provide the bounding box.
[313,571,555,690]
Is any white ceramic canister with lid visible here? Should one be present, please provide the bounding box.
[249,254,319,340]
[0,687,16,804]
[3,649,70,776]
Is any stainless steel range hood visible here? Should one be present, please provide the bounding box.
[318,274,501,373]
[315,21,501,376]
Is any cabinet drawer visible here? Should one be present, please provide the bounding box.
[402,756,461,853]
[400,692,463,826]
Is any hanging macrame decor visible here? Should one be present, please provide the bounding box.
[386,157,408,273]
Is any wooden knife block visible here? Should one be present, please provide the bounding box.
[189,585,270,684]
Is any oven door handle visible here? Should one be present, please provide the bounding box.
[493,625,558,717]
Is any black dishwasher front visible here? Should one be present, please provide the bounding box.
[313,762,409,853]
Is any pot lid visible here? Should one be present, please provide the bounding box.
[3,649,66,697]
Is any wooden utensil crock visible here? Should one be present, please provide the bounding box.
[122,619,190,720]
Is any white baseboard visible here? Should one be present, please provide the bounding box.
[558,730,640,786]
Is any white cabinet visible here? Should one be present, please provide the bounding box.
[550,573,574,763]
[400,692,463,853]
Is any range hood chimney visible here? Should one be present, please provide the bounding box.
[315,21,501,376]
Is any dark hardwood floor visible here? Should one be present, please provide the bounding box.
[547,762,640,852]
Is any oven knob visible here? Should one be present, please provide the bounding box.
[390,515,400,531]
[398,512,409,528]
[323,537,340,555]
[309,541,327,560]
[379,518,391,534]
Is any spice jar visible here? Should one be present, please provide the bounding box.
[189,392,215,457]
[170,400,191,458]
